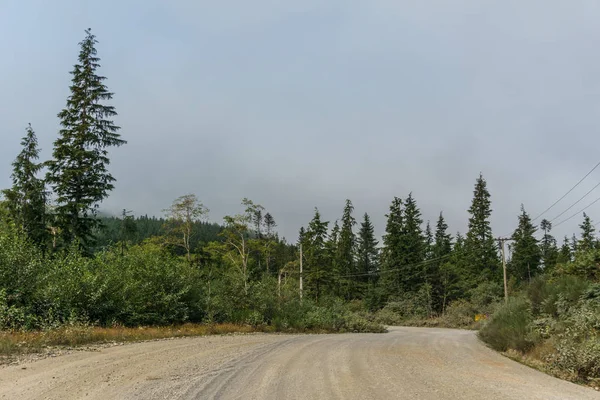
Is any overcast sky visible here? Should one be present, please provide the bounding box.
[2,0,600,243]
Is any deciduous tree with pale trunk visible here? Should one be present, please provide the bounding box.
[163,194,208,264]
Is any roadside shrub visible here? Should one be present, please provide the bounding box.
[441,299,480,328]
[581,283,600,303]
[540,275,589,317]
[343,313,386,333]
[554,336,600,380]
[0,226,44,328]
[373,306,404,325]
[0,289,37,330]
[32,248,93,328]
[479,297,536,352]
[302,299,347,331]
[470,281,503,313]
[382,286,433,321]
[551,300,600,380]
[527,275,550,315]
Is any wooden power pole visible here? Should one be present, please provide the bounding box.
[497,237,513,303]
[299,244,303,301]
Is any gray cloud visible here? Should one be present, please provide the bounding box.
[2,0,600,242]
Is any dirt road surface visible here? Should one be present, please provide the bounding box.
[0,327,597,400]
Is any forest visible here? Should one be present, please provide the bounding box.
[1,30,599,384]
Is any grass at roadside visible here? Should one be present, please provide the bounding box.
[0,315,386,359]
[0,323,273,357]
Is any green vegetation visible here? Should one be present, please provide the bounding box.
[1,29,599,386]
[479,275,600,384]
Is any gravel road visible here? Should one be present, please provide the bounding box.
[0,327,597,400]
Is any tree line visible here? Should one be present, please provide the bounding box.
[1,30,598,331]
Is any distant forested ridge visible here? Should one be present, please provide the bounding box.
[93,214,224,251]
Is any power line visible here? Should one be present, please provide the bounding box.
[532,160,600,221]
[553,195,600,228]
[337,253,454,279]
[549,181,600,222]
[336,243,491,279]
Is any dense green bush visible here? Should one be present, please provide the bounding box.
[0,227,43,312]
[88,244,204,326]
[440,299,481,328]
[0,226,385,334]
[479,297,536,352]
[551,299,600,380]
[469,281,503,312]
[480,273,600,382]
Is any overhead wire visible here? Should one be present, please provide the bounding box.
[553,195,600,228]
[532,160,600,221]
[549,181,600,222]
[337,253,455,279]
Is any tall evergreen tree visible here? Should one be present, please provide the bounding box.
[398,193,425,292]
[263,212,276,238]
[539,219,558,271]
[557,236,572,265]
[2,124,47,246]
[509,206,541,283]
[325,220,340,278]
[46,29,126,250]
[432,213,453,259]
[578,213,595,252]
[571,234,578,254]
[464,174,499,283]
[381,197,403,297]
[337,199,357,298]
[439,232,464,313]
[253,209,263,238]
[430,212,453,312]
[424,221,433,261]
[304,208,330,301]
[356,213,379,287]
[298,226,306,246]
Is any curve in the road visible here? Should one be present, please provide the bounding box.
[0,327,597,400]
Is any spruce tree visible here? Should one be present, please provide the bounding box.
[337,199,357,298]
[509,206,541,283]
[326,220,340,279]
[253,209,263,238]
[263,212,276,238]
[557,236,572,265]
[431,212,453,312]
[424,221,433,261]
[464,174,499,284]
[433,213,453,259]
[356,213,379,287]
[439,233,466,313]
[2,124,47,246]
[46,29,126,250]
[398,193,425,292]
[304,208,330,300]
[381,197,403,297]
[298,226,306,246]
[578,213,595,252]
[571,234,578,254]
[539,219,558,271]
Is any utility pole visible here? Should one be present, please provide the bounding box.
[120,209,133,256]
[278,270,282,299]
[299,244,303,300]
[497,237,513,303]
